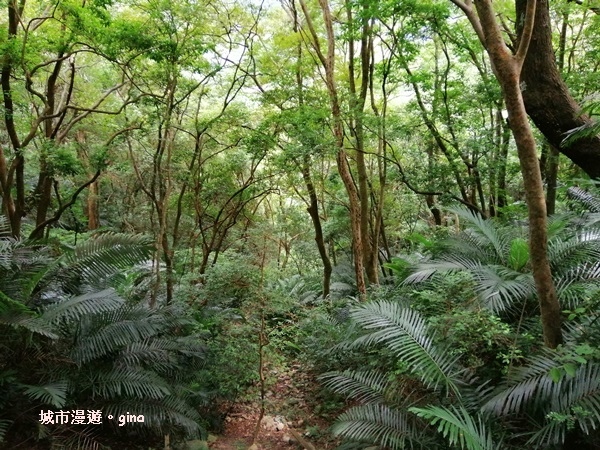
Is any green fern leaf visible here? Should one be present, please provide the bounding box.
[348,301,463,396]
[40,289,125,325]
[332,403,419,449]
[22,381,68,408]
[319,370,389,404]
[409,405,499,450]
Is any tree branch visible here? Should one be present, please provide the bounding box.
[515,0,536,67]
[449,0,486,46]
[29,170,101,239]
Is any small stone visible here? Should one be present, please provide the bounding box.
[261,415,277,431]
[207,434,218,443]
[276,422,285,431]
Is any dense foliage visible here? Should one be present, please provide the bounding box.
[2,0,600,448]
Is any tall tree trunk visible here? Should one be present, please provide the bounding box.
[1,0,23,237]
[292,1,332,297]
[302,156,332,298]
[464,0,563,347]
[496,111,511,214]
[87,180,100,230]
[299,0,367,299]
[345,0,378,285]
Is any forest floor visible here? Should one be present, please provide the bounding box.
[207,361,341,450]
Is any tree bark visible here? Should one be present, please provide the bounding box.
[345,0,378,285]
[470,0,563,348]
[517,0,600,178]
[302,156,332,298]
[87,180,100,230]
[1,0,24,237]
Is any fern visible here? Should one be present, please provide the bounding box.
[71,306,163,365]
[448,207,513,264]
[65,233,153,282]
[102,396,202,437]
[320,370,390,404]
[40,289,125,325]
[0,232,206,446]
[483,350,559,416]
[0,420,10,443]
[87,367,172,400]
[562,120,600,148]
[332,403,423,449]
[22,381,69,409]
[347,301,463,396]
[409,405,499,450]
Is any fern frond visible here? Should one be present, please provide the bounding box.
[332,403,420,450]
[562,120,600,148]
[403,256,482,284]
[409,405,499,450]
[46,426,110,450]
[522,362,600,447]
[482,349,561,416]
[319,370,389,404]
[117,336,205,371]
[473,265,536,313]
[22,381,68,408]
[405,258,535,313]
[40,289,125,325]
[102,396,202,437]
[71,309,163,364]
[57,233,153,292]
[348,301,463,396]
[87,367,171,400]
[448,207,513,262]
[0,420,11,443]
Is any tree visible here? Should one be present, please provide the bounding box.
[0,0,136,237]
[451,0,562,347]
[297,0,368,298]
[517,0,600,179]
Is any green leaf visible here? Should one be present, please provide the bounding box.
[409,405,499,450]
[22,381,68,408]
[332,403,417,449]
[348,301,464,396]
[549,367,563,383]
[508,238,529,271]
[563,363,578,378]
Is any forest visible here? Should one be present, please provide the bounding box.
[2,0,600,448]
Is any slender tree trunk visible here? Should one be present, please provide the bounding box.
[87,180,100,230]
[345,1,378,285]
[299,0,367,298]
[292,1,332,297]
[302,156,332,298]
[470,0,562,347]
[1,0,23,237]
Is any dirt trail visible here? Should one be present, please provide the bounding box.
[208,363,337,450]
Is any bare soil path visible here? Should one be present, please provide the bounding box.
[208,362,339,450]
